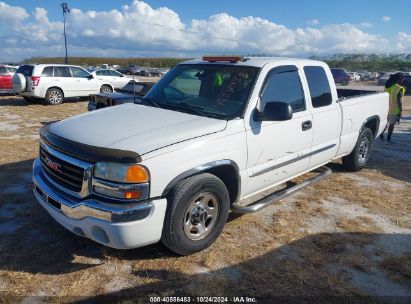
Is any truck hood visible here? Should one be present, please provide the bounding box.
[48,103,227,155]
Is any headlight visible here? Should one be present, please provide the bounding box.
[94,162,149,183]
[93,162,150,201]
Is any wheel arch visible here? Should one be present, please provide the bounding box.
[101,83,114,91]
[361,115,380,138]
[161,160,241,205]
[46,86,64,97]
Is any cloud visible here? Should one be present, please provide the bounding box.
[396,32,411,50]
[0,1,29,25]
[307,19,320,26]
[358,22,373,28]
[382,16,391,22]
[0,0,408,61]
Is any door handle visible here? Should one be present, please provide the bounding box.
[302,120,312,131]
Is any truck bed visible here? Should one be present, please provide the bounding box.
[337,88,382,99]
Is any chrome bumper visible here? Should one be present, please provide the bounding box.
[33,158,153,223]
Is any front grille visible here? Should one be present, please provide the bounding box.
[40,146,85,192]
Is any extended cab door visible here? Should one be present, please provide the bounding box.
[245,65,313,196]
[302,65,341,169]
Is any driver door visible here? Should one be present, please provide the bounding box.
[245,65,313,196]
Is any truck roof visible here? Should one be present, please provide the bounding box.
[180,57,324,68]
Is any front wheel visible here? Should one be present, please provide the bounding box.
[342,128,373,171]
[161,173,230,255]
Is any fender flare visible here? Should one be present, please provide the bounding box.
[161,159,241,203]
[361,115,380,137]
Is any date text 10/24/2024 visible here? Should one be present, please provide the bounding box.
[149,296,258,303]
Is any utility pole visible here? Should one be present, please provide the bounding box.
[61,2,70,64]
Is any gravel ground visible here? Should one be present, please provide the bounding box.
[0,87,410,302]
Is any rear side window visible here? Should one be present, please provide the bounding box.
[95,70,103,76]
[304,66,333,108]
[0,66,6,74]
[16,65,34,76]
[54,67,71,77]
[260,66,306,112]
[41,66,53,77]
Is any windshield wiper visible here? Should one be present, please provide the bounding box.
[140,97,161,108]
[164,102,205,116]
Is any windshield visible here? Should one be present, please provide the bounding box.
[143,64,259,120]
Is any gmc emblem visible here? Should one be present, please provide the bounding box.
[45,156,62,174]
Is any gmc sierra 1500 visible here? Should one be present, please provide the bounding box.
[33,56,388,255]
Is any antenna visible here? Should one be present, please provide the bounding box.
[133,71,136,103]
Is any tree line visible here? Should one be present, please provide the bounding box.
[23,54,411,72]
[23,57,188,68]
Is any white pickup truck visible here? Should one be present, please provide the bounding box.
[33,56,388,255]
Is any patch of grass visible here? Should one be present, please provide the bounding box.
[379,254,411,284]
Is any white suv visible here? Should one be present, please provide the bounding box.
[12,64,114,105]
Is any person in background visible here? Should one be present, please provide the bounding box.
[379,72,405,143]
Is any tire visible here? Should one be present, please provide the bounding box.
[45,88,64,105]
[342,128,373,172]
[100,85,113,93]
[12,73,26,93]
[161,173,230,255]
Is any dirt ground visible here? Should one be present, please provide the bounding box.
[0,89,410,303]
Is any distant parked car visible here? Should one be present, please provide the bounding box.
[0,65,18,94]
[348,72,360,81]
[331,68,351,85]
[117,67,139,75]
[137,68,152,77]
[87,81,155,111]
[91,69,136,90]
[12,64,114,105]
[148,68,165,77]
[377,73,393,86]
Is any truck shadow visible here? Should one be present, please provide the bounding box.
[368,125,411,183]
[74,232,411,302]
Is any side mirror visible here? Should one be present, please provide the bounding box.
[87,74,94,79]
[254,101,293,121]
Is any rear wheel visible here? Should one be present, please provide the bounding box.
[100,85,112,93]
[342,128,373,171]
[161,173,230,255]
[45,88,64,105]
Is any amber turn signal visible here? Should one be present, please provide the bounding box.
[124,165,149,183]
[123,191,141,199]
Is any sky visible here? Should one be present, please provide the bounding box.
[1,0,411,62]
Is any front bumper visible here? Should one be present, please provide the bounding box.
[33,158,167,249]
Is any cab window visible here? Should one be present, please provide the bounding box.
[304,66,333,108]
[260,66,306,112]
